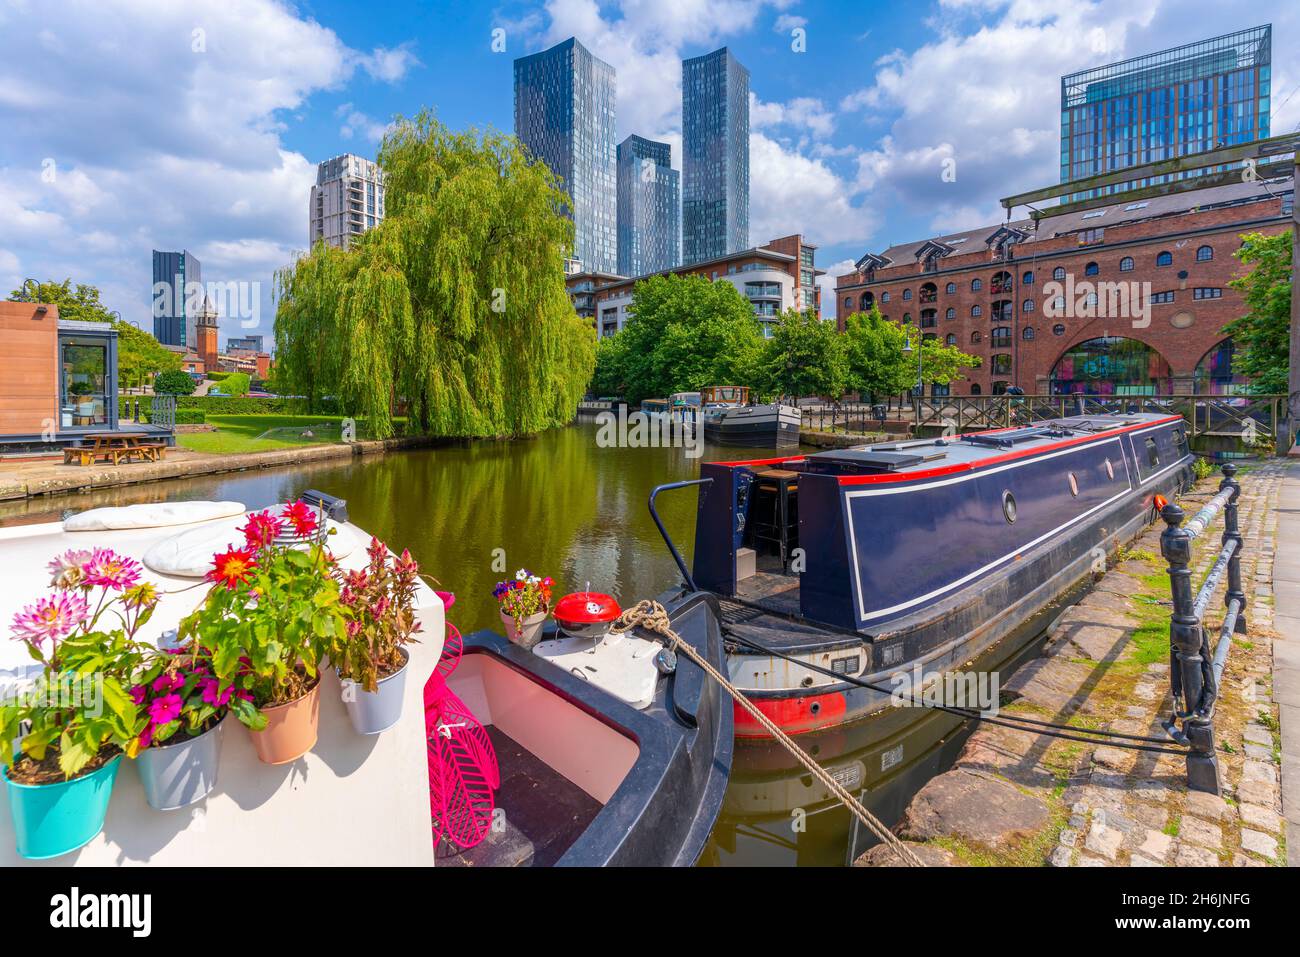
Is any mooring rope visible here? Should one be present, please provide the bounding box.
[612,600,926,868]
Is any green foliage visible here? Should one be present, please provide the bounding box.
[170,395,341,415]
[206,371,232,381]
[841,307,980,399]
[1222,231,1291,394]
[591,273,766,404]
[757,309,848,399]
[10,279,180,388]
[217,372,251,397]
[174,408,206,425]
[274,111,595,438]
[155,369,197,395]
[332,541,422,693]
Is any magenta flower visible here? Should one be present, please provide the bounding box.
[129,684,147,705]
[81,548,143,592]
[240,509,284,549]
[148,693,183,725]
[11,591,89,647]
[200,678,234,708]
[151,671,184,694]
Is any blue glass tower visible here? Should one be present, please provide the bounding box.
[1060,26,1272,197]
[617,135,680,276]
[514,37,617,274]
[151,249,202,347]
[682,47,749,265]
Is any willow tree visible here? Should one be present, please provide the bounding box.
[275,110,595,438]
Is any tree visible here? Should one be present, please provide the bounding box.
[842,307,980,398]
[9,279,179,390]
[154,370,197,396]
[592,273,765,404]
[758,309,847,399]
[1222,231,1291,394]
[274,110,595,438]
[219,372,251,397]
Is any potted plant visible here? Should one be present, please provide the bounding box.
[333,538,422,735]
[1,549,150,859]
[493,569,553,651]
[130,641,260,810]
[179,502,346,765]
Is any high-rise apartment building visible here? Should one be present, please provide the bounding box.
[514,37,618,274]
[682,47,749,265]
[151,249,202,348]
[310,154,385,249]
[1060,25,1272,197]
[616,135,680,276]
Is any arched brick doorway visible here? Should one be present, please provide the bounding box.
[1048,336,1175,396]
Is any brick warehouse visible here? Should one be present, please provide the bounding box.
[835,177,1293,395]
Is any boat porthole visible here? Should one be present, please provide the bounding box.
[1002,490,1017,524]
[1068,473,1079,497]
[801,676,814,688]
[1105,458,1114,480]
[809,701,822,716]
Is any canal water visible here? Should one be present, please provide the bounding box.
[0,422,1056,865]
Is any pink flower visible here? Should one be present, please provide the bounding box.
[281,500,318,538]
[81,548,142,591]
[200,679,234,708]
[148,693,183,725]
[151,672,184,694]
[129,684,147,705]
[11,591,89,647]
[240,509,284,549]
[47,549,93,588]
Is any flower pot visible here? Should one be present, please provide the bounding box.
[248,680,321,765]
[500,609,547,651]
[135,715,225,810]
[340,648,409,735]
[4,754,122,860]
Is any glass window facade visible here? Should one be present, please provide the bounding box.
[617,135,680,276]
[682,48,749,265]
[515,38,618,274]
[1060,26,1271,198]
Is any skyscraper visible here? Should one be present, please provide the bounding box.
[1060,25,1272,197]
[151,249,202,347]
[310,154,385,249]
[617,135,680,276]
[682,47,749,265]
[514,37,617,275]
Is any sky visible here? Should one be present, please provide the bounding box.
[1,0,1297,346]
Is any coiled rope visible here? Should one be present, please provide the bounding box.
[612,599,926,868]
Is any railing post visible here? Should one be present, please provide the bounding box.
[1160,502,1219,794]
[1220,463,1247,635]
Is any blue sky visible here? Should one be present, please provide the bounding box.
[1,0,1297,345]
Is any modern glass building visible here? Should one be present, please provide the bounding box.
[682,47,749,265]
[616,135,680,276]
[1060,25,1272,197]
[151,249,201,348]
[514,37,618,275]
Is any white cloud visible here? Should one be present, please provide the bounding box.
[0,0,409,343]
[816,258,857,319]
[751,94,835,139]
[337,103,393,143]
[750,133,873,248]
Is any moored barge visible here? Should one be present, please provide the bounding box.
[652,413,1193,737]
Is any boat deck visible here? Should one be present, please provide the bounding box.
[435,726,602,867]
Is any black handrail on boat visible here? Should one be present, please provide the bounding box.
[648,478,713,592]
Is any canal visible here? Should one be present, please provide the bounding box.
[0,421,1056,865]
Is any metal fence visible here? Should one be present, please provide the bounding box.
[150,394,176,431]
[1158,464,1247,795]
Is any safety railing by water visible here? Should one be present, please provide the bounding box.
[1158,464,1248,795]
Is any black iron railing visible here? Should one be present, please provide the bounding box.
[1158,464,1247,795]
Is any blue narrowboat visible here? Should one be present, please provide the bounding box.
[652,413,1193,737]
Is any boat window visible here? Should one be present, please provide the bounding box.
[1144,437,1159,467]
[1068,473,1078,497]
[1002,490,1017,524]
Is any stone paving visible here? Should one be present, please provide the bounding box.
[859,461,1289,868]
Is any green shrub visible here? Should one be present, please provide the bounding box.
[219,372,251,397]
[175,408,206,425]
[155,370,197,395]
[206,371,231,381]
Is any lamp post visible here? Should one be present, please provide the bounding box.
[902,328,924,406]
[20,278,39,302]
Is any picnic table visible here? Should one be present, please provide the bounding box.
[63,432,167,467]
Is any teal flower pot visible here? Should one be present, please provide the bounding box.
[4,754,122,860]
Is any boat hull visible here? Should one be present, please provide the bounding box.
[703,404,801,449]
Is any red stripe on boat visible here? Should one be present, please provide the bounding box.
[732,691,848,738]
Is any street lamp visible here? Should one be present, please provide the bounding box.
[902,328,924,400]
[21,278,39,302]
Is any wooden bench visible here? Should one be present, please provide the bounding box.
[63,446,96,467]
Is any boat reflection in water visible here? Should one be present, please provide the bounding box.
[700,588,1063,866]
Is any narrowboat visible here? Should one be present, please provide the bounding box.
[647,413,1194,738]
[640,398,670,417]
[700,386,801,449]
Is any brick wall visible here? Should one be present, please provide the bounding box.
[835,196,1289,393]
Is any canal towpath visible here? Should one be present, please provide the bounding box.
[858,462,1291,867]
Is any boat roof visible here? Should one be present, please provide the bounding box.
[716,412,1181,485]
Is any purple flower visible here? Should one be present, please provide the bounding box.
[11,592,89,647]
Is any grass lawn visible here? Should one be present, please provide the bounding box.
[178,414,402,455]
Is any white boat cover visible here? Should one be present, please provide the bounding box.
[142,515,363,578]
[63,500,247,532]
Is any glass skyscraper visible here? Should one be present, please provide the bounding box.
[617,135,680,276]
[682,47,749,265]
[514,37,617,275]
[151,249,201,348]
[1060,25,1271,197]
